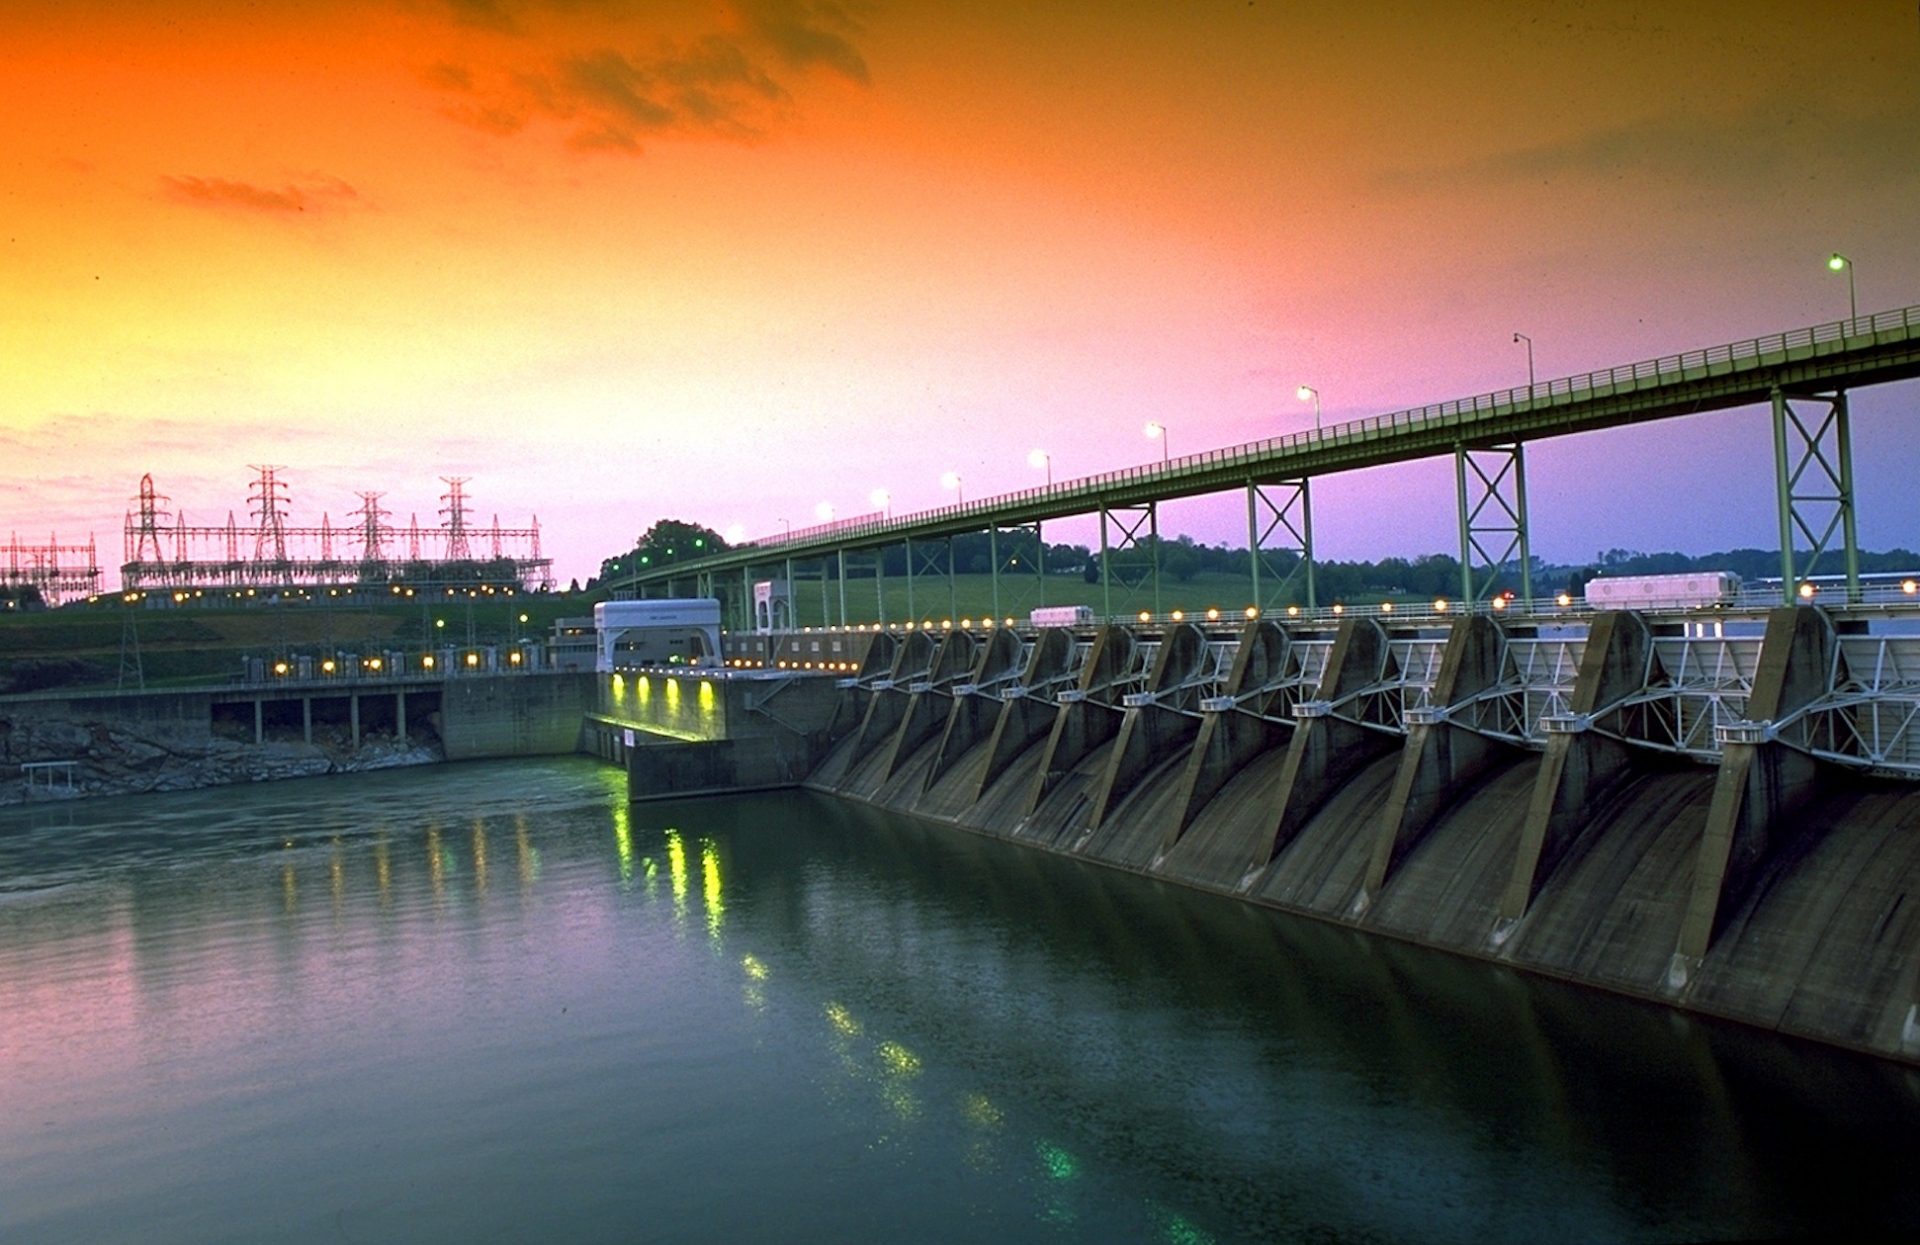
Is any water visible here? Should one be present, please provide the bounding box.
[2,760,1918,1243]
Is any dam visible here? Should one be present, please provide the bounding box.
[602,595,1920,1068]
[590,302,1920,1069]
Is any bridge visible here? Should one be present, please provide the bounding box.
[606,305,1920,625]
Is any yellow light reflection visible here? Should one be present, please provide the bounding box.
[282,861,297,914]
[330,837,345,911]
[701,837,724,936]
[666,828,688,911]
[472,820,489,895]
[963,1092,1003,1129]
[826,1001,862,1037]
[427,825,445,900]
[742,954,769,981]
[374,835,391,904]
[614,802,634,888]
[878,1041,920,1077]
[516,816,538,890]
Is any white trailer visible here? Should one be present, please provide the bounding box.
[1582,571,1741,611]
[1029,605,1095,627]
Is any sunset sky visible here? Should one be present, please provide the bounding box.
[2,0,1916,586]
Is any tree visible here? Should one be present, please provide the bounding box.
[601,519,729,580]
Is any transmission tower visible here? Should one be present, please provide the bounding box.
[248,465,291,566]
[354,491,390,563]
[117,607,145,692]
[440,477,472,561]
[126,473,170,565]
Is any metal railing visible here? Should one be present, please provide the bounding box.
[641,303,1920,572]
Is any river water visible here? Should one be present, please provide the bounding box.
[2,758,1918,1243]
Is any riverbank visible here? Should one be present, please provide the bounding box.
[0,672,595,806]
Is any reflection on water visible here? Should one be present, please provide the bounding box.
[1,758,1918,1244]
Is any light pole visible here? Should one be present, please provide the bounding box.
[1028,448,1053,486]
[941,471,964,505]
[869,488,892,518]
[1513,332,1535,389]
[1829,253,1856,323]
[1295,385,1321,431]
[778,517,791,538]
[814,501,835,523]
[1145,422,1169,464]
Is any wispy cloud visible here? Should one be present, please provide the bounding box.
[422,0,871,152]
[1380,95,1920,196]
[161,174,361,215]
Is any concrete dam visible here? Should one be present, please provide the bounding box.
[621,605,1920,1066]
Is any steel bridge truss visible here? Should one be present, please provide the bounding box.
[903,536,957,626]
[1246,479,1316,613]
[1455,443,1533,605]
[987,522,1045,624]
[1099,501,1159,620]
[1772,386,1860,604]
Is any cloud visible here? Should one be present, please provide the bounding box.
[423,0,871,152]
[1381,94,1920,197]
[739,0,870,84]
[162,175,361,215]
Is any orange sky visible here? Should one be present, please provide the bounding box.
[2,0,1917,583]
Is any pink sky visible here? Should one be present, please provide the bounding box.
[1,0,1916,586]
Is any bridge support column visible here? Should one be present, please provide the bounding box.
[837,549,848,627]
[1772,386,1860,604]
[350,693,361,749]
[1247,479,1315,613]
[302,697,312,744]
[1088,623,1208,829]
[1250,618,1398,880]
[397,689,408,742]
[1358,614,1508,913]
[1099,502,1159,621]
[254,699,263,745]
[1496,611,1657,935]
[1456,442,1532,604]
[1669,606,1837,986]
[1165,620,1291,847]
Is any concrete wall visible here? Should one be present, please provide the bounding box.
[595,670,850,802]
[440,672,598,759]
[802,615,1920,1068]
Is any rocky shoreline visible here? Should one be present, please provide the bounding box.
[0,714,445,807]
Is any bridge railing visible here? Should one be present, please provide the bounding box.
[726,304,1920,558]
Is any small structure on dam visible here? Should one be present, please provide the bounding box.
[624,599,1920,1067]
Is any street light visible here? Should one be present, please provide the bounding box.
[814,501,835,522]
[1144,422,1168,463]
[1028,448,1053,486]
[1829,253,1856,323]
[1513,332,1535,389]
[941,471,964,504]
[1296,385,1321,431]
[869,488,892,517]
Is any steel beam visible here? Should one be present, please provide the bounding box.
[1246,478,1315,613]
[1771,386,1859,604]
[1455,442,1532,604]
[1099,501,1159,621]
